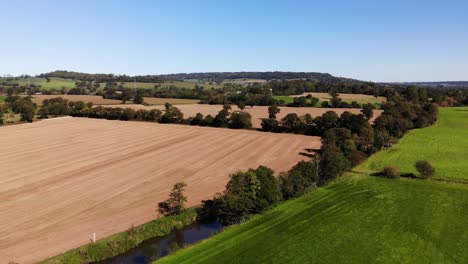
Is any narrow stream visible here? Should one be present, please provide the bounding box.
[96,220,223,264]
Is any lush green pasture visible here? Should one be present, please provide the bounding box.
[158,175,468,264]
[274,93,385,106]
[273,95,324,106]
[357,107,468,181]
[3,77,76,90]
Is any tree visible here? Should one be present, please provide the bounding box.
[281,113,302,132]
[330,94,342,108]
[237,101,246,110]
[251,166,281,212]
[190,112,204,125]
[229,111,252,129]
[361,103,375,120]
[161,105,184,123]
[322,128,356,156]
[120,108,136,121]
[134,92,144,104]
[268,105,280,119]
[313,111,339,135]
[319,145,351,183]
[158,182,187,215]
[279,160,318,199]
[415,160,435,179]
[261,118,279,132]
[211,105,231,127]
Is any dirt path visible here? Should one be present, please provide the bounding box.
[0,117,320,263]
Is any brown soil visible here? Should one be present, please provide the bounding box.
[0,117,320,263]
[27,95,123,105]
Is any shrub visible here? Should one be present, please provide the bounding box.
[415,160,435,179]
[383,166,400,179]
[228,111,252,129]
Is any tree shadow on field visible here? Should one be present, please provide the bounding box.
[299,148,319,158]
[370,171,418,179]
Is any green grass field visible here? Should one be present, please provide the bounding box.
[1,77,222,91]
[157,106,468,264]
[273,95,324,106]
[158,175,468,264]
[357,107,468,181]
[274,93,385,107]
[3,77,77,90]
[0,95,6,103]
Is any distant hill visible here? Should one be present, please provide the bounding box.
[155,71,361,84]
[39,70,363,85]
[379,81,468,88]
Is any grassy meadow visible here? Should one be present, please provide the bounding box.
[357,107,468,181]
[3,77,76,90]
[274,92,386,106]
[158,175,468,264]
[156,106,468,264]
[1,77,222,91]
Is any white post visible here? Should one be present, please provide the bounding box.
[92,232,96,243]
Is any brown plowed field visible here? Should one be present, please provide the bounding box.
[0,117,320,263]
[27,95,123,105]
[106,104,383,128]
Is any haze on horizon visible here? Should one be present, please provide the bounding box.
[1,0,467,82]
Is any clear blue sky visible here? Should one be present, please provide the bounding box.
[1,0,467,82]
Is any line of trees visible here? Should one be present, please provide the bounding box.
[194,91,440,226]
[0,95,37,123]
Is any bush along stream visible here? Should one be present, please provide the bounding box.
[39,210,198,264]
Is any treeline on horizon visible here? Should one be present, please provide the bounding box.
[35,70,358,84]
[2,71,468,108]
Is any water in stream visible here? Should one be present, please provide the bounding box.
[97,220,223,264]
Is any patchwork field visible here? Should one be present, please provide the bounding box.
[109,104,383,128]
[0,117,320,264]
[357,107,468,181]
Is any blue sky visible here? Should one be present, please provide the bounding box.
[1,0,467,82]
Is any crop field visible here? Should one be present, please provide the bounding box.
[143,97,200,105]
[357,107,468,181]
[158,174,468,264]
[26,94,123,105]
[0,117,320,264]
[111,104,383,128]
